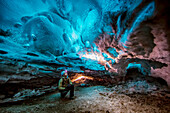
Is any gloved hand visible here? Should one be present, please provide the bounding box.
[67,84,72,87]
[65,84,71,90]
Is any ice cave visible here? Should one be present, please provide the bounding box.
[0,0,170,112]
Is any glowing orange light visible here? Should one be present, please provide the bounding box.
[78,41,129,72]
[71,74,93,83]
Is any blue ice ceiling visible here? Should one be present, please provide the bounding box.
[0,0,155,71]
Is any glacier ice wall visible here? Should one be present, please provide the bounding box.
[0,0,154,56]
[0,0,169,86]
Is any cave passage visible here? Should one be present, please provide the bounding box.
[0,0,170,112]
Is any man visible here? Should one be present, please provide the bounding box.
[58,70,74,99]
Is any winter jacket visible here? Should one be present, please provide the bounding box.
[58,77,72,90]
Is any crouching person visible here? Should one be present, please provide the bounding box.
[58,70,75,99]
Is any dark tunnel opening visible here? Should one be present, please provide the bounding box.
[126,68,168,87]
[126,68,144,79]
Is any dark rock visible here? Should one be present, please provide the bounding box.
[155,77,168,86]
[0,29,12,37]
[0,50,8,54]
[26,52,39,57]
[0,95,5,99]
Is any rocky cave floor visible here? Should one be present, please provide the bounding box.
[1,77,170,113]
